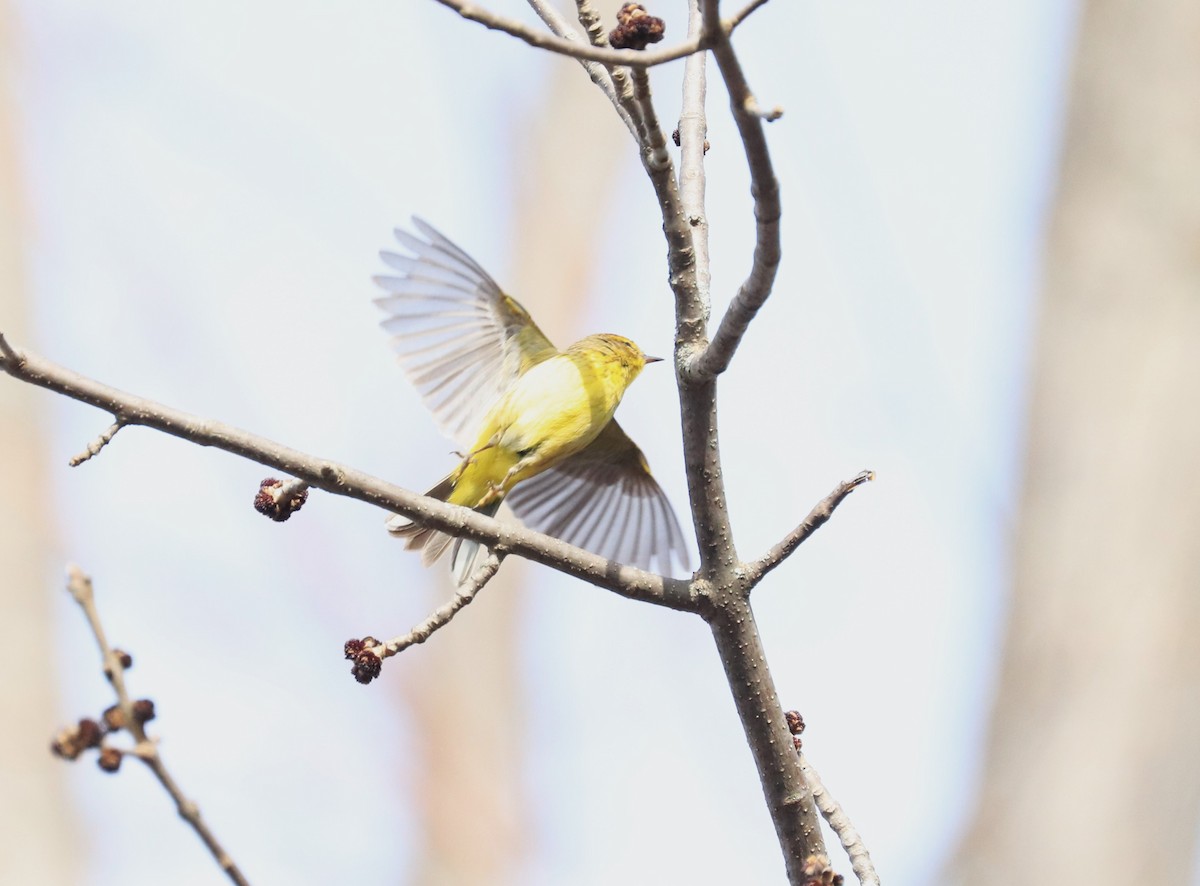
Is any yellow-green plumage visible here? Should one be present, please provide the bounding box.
[448,335,651,508]
[374,220,690,583]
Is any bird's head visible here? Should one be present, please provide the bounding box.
[580,334,663,385]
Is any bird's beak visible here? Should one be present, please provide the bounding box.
[644,355,664,364]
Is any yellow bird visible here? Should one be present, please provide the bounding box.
[373,219,689,583]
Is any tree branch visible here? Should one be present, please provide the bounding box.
[677,0,711,315]
[525,0,640,139]
[744,471,875,588]
[62,566,251,886]
[345,553,504,683]
[0,335,696,613]
[800,753,881,886]
[703,595,827,880]
[68,419,125,466]
[686,0,782,380]
[435,0,706,68]
[724,0,772,32]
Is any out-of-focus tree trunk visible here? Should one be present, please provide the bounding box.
[0,5,78,884]
[952,0,1200,883]
[398,26,628,885]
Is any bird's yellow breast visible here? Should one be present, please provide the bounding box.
[447,346,635,508]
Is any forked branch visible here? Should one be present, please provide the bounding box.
[687,0,783,380]
[58,566,250,886]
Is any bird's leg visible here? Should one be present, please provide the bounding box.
[489,447,540,501]
[454,438,498,465]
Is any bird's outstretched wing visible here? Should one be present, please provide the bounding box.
[373,218,558,447]
[504,421,691,576]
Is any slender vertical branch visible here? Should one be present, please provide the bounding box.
[677,0,711,317]
[687,0,782,379]
[667,0,737,575]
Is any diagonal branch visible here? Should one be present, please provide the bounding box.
[526,0,639,139]
[346,552,504,683]
[686,0,782,380]
[800,753,881,886]
[63,566,251,886]
[744,471,875,588]
[0,335,697,613]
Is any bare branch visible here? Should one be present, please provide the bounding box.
[745,471,875,587]
[69,419,125,466]
[800,753,881,886]
[0,335,696,612]
[345,553,504,683]
[723,0,772,32]
[526,0,640,138]
[435,0,705,68]
[661,0,740,575]
[745,96,783,121]
[573,0,606,45]
[686,0,782,380]
[703,596,828,877]
[678,0,711,315]
[63,566,251,886]
[382,551,502,655]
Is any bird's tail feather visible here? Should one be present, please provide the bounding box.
[386,476,500,584]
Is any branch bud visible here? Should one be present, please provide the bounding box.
[609,3,665,50]
[97,746,124,773]
[254,477,309,522]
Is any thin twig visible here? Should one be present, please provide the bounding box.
[69,419,125,466]
[64,566,250,886]
[372,552,502,660]
[0,332,18,363]
[744,471,875,587]
[525,0,640,138]
[723,0,773,32]
[572,0,639,135]
[436,0,706,68]
[573,0,607,46]
[686,0,782,380]
[745,96,784,121]
[0,335,696,612]
[678,0,711,315]
[800,753,881,886]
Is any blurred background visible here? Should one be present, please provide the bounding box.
[1,0,1197,884]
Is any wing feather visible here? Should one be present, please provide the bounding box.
[374,219,558,446]
[504,420,692,576]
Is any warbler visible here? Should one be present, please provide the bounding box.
[373,219,689,583]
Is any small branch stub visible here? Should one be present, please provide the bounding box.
[70,420,126,466]
[800,856,844,886]
[609,3,665,50]
[253,477,309,522]
[786,708,805,749]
